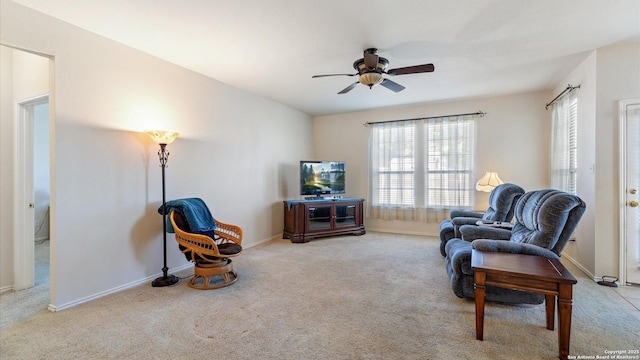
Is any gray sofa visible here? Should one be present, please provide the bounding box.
[438,183,525,256]
[444,189,586,304]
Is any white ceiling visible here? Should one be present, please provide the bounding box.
[13,0,640,116]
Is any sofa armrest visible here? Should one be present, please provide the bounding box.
[459,224,511,242]
[451,217,485,227]
[445,238,474,276]
[450,210,484,219]
[471,239,560,260]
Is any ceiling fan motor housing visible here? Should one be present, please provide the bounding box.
[353,49,389,87]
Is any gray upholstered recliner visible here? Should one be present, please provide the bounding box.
[444,189,586,304]
[439,183,525,256]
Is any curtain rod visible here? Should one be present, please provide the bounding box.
[363,111,486,127]
[545,84,580,110]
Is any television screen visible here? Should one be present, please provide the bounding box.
[300,160,346,196]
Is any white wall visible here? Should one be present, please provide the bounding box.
[1,0,313,309]
[558,40,640,280]
[594,40,640,279]
[33,101,50,241]
[554,51,597,276]
[313,90,552,236]
[0,45,15,289]
[0,45,50,290]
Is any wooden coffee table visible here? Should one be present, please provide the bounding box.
[471,249,577,360]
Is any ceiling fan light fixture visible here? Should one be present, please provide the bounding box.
[359,72,384,87]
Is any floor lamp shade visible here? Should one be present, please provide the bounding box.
[475,171,504,192]
[145,130,180,145]
[146,130,180,287]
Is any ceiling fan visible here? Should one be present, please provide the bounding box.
[312,48,435,94]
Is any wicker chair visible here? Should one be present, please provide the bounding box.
[170,210,243,290]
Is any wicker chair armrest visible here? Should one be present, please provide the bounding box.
[214,219,243,245]
[170,211,222,257]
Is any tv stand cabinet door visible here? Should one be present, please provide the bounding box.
[305,204,334,234]
[335,200,365,236]
[334,203,357,229]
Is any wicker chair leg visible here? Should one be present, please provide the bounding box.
[188,259,238,290]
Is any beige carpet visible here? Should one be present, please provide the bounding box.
[1,233,638,360]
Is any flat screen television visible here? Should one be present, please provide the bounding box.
[300,160,345,197]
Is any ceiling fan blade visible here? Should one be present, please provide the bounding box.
[387,63,435,76]
[338,82,359,94]
[312,73,357,78]
[364,51,379,69]
[380,78,405,92]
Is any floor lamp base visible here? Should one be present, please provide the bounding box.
[152,274,179,287]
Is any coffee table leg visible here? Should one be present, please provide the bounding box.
[557,284,573,360]
[545,294,555,330]
[474,271,486,341]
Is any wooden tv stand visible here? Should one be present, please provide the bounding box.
[283,198,365,243]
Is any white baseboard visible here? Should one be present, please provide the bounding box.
[244,234,281,249]
[47,263,193,312]
[366,227,437,238]
[563,253,599,282]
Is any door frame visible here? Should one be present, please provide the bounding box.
[14,94,48,290]
[618,98,640,286]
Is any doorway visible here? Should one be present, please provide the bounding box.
[620,98,640,285]
[0,45,52,325]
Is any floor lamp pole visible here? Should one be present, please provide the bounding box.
[152,143,179,287]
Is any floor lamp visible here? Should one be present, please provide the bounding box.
[146,130,181,287]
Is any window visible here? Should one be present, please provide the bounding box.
[550,91,578,194]
[369,115,476,222]
[424,117,475,208]
[370,121,416,207]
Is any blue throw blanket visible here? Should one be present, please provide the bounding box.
[158,198,216,233]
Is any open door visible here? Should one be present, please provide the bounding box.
[15,95,49,290]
